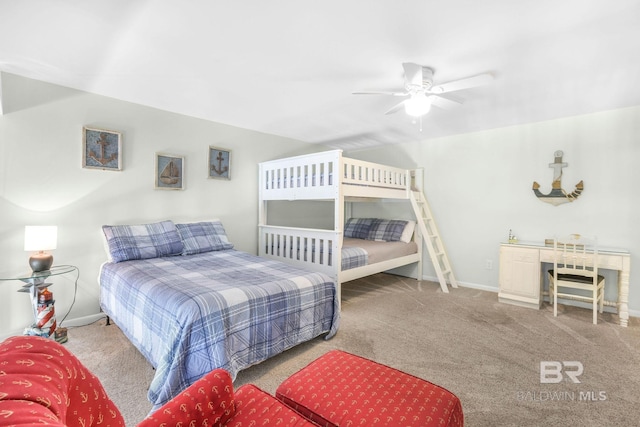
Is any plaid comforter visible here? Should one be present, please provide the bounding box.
[99,249,339,409]
[341,246,368,270]
[290,244,368,270]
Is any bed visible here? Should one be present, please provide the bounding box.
[259,150,433,301]
[98,219,339,410]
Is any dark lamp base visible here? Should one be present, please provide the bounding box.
[29,253,53,272]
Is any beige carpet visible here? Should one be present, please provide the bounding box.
[65,273,640,427]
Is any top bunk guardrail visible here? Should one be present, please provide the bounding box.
[259,150,412,201]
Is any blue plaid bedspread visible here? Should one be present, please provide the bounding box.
[99,249,339,409]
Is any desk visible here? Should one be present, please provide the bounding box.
[498,242,631,327]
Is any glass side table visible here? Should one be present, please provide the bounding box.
[0,264,78,342]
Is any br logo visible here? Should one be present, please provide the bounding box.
[540,361,584,384]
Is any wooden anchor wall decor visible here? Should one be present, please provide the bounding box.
[532,150,583,206]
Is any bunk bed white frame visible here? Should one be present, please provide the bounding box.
[258,149,424,305]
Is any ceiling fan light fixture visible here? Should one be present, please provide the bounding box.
[404,94,432,117]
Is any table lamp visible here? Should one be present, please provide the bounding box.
[24,226,58,272]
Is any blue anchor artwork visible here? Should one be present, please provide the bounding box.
[532,150,583,206]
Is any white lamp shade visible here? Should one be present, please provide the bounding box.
[24,226,58,252]
[404,94,432,117]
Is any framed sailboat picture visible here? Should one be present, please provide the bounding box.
[155,153,184,190]
[82,126,122,171]
[208,146,231,180]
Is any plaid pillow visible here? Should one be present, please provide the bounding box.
[367,219,409,242]
[344,218,374,239]
[176,221,234,255]
[102,220,184,263]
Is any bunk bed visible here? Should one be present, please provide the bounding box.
[259,150,434,302]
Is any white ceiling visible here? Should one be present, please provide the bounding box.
[2,0,640,150]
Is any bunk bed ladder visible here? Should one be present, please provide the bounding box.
[409,191,458,293]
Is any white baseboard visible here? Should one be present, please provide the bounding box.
[61,313,107,328]
[421,274,639,321]
[421,274,498,293]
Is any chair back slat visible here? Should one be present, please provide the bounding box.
[554,234,598,280]
[550,233,604,324]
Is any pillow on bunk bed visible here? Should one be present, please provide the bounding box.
[368,219,409,242]
[400,220,416,243]
[345,218,415,243]
[344,217,374,239]
[175,220,234,255]
[102,220,184,263]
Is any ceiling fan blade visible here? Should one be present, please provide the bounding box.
[384,100,407,115]
[402,62,423,87]
[352,90,409,97]
[431,73,493,94]
[430,94,463,110]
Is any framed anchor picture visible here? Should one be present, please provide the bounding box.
[208,146,231,180]
[155,153,184,190]
[82,126,122,171]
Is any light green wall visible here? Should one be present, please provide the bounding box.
[0,72,321,337]
[347,106,640,317]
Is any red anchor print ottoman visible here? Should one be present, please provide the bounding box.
[138,368,317,427]
[276,350,464,426]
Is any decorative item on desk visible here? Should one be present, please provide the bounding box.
[508,229,518,244]
[24,226,57,272]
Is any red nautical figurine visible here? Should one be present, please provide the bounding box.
[35,287,57,337]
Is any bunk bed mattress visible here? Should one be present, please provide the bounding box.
[291,240,416,271]
[99,249,339,410]
[343,237,418,265]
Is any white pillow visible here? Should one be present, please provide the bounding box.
[400,220,416,243]
[101,228,113,262]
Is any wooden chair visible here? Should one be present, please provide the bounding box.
[549,234,605,324]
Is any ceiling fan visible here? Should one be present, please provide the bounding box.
[353,62,493,118]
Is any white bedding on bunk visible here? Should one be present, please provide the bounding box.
[343,237,418,265]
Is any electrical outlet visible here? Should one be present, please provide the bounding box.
[485,259,493,270]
